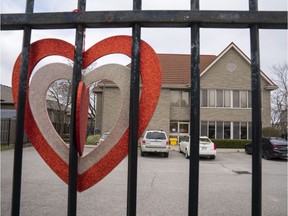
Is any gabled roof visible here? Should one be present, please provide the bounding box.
[200,42,277,89]
[0,85,14,104]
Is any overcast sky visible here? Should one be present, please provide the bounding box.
[1,0,287,87]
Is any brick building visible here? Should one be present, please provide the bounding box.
[95,43,277,140]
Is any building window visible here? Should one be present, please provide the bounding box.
[179,122,189,133]
[224,122,230,139]
[170,121,189,134]
[216,90,223,107]
[248,91,252,108]
[209,90,215,107]
[233,122,240,139]
[240,90,247,108]
[241,122,247,139]
[224,90,231,107]
[170,122,178,133]
[233,90,240,108]
[201,89,208,107]
[170,90,189,107]
[201,89,251,108]
[209,121,215,139]
[201,121,207,136]
[216,122,223,139]
[248,122,252,140]
[201,121,251,139]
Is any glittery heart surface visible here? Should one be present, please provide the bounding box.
[12,36,162,192]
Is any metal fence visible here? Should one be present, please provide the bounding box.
[0,118,29,145]
[1,0,287,216]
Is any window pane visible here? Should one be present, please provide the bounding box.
[241,122,247,139]
[216,122,223,139]
[216,90,223,107]
[240,91,247,108]
[209,90,215,107]
[147,132,166,139]
[201,89,207,107]
[209,121,215,138]
[171,91,180,107]
[233,90,239,108]
[233,122,240,139]
[224,90,230,107]
[170,122,178,133]
[248,122,252,139]
[181,91,189,107]
[201,121,207,136]
[224,122,231,139]
[179,123,189,133]
[248,91,252,108]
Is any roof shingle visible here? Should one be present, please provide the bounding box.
[157,54,216,85]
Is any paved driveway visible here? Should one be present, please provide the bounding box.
[1,146,287,216]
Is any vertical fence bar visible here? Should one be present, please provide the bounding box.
[127,0,141,215]
[189,1,200,216]
[11,1,34,215]
[67,1,86,216]
[249,1,262,216]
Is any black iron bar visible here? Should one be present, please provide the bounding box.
[127,1,141,215]
[1,11,287,30]
[249,1,262,216]
[67,1,86,216]
[189,1,200,215]
[11,1,34,215]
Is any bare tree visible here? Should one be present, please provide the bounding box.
[46,61,98,137]
[47,79,72,137]
[270,63,288,136]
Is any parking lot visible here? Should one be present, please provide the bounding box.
[1,146,287,216]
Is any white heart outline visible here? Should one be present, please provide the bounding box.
[29,63,130,174]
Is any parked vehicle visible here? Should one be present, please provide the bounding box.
[99,132,110,144]
[179,136,216,159]
[245,137,288,160]
[140,130,169,157]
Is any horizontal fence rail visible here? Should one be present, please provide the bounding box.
[1,11,287,29]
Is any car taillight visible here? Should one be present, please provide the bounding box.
[166,141,169,145]
[272,145,281,149]
[141,140,146,145]
[213,143,217,150]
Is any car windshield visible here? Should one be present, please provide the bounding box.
[146,132,166,140]
[270,139,288,145]
[100,133,109,140]
[200,137,211,143]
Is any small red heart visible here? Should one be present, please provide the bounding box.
[76,81,89,157]
[12,36,162,191]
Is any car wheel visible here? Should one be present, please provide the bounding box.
[210,155,216,160]
[245,146,250,155]
[140,151,145,157]
[179,147,182,153]
[164,152,169,158]
[185,149,189,159]
[263,150,272,160]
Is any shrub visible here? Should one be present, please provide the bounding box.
[262,127,282,137]
[211,139,250,148]
[86,134,100,145]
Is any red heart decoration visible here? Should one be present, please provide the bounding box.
[12,36,162,192]
[76,81,89,157]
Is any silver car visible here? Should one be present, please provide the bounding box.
[179,136,216,159]
[140,130,169,157]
